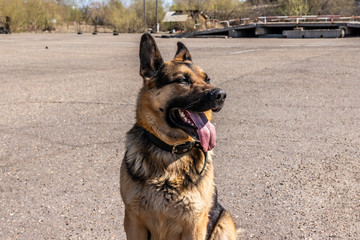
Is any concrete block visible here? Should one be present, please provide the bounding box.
[283,29,345,38]
[255,27,271,36]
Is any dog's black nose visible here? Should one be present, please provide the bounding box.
[209,89,227,102]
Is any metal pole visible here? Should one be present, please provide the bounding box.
[156,0,158,32]
[144,0,146,27]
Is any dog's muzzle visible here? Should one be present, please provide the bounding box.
[209,88,226,112]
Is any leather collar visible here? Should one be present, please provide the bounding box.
[142,127,208,174]
[143,128,202,154]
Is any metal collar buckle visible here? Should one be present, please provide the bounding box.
[171,145,178,155]
[171,142,192,155]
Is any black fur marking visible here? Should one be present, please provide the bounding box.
[166,88,222,113]
[154,62,194,89]
[124,150,146,182]
[173,61,193,70]
[140,33,164,78]
[165,89,223,130]
[154,67,170,88]
[206,188,225,240]
[124,126,156,183]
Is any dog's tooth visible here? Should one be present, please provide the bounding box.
[179,110,185,118]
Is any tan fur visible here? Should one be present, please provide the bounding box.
[120,34,237,240]
[209,211,237,240]
[121,151,215,239]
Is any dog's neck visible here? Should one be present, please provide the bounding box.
[142,127,200,154]
[140,126,208,175]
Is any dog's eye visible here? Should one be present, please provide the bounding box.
[177,76,191,85]
[205,77,211,84]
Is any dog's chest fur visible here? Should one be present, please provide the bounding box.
[121,126,215,221]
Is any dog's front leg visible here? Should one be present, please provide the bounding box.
[181,213,208,240]
[124,210,149,240]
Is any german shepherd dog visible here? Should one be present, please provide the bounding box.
[120,33,237,240]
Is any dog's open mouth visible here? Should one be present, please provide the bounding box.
[169,109,216,152]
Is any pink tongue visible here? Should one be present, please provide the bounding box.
[186,111,216,152]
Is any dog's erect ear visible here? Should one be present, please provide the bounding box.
[139,33,164,78]
[173,42,192,62]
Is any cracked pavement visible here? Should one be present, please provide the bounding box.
[0,34,359,239]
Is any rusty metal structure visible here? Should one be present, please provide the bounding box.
[165,15,360,38]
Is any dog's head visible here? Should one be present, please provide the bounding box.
[136,33,226,152]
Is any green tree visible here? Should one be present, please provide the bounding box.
[106,0,127,31]
[85,1,106,26]
[172,0,213,12]
[308,0,356,15]
[0,0,27,32]
[280,0,310,16]
[25,0,49,31]
[211,0,244,20]
[128,0,165,31]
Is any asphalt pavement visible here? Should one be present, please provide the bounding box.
[0,33,359,239]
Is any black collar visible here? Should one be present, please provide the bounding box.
[143,128,203,154]
[142,127,208,174]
